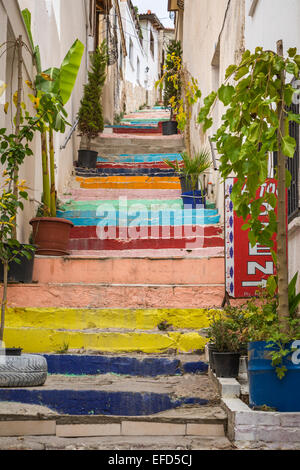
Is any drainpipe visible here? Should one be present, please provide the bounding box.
[83,0,89,81]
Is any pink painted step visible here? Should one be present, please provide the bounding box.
[32,251,224,285]
[3,283,225,309]
[62,189,182,201]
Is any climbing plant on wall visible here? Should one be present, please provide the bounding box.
[197,41,300,334]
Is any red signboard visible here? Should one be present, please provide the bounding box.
[225,177,287,298]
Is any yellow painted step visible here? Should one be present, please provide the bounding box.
[6,308,217,330]
[4,328,207,354]
[4,308,218,354]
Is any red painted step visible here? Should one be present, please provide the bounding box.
[69,225,223,239]
[68,235,224,251]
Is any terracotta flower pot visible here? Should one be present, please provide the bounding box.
[29,217,74,256]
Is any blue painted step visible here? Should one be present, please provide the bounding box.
[97,153,182,163]
[75,167,177,177]
[43,354,208,376]
[56,209,220,226]
[0,389,208,416]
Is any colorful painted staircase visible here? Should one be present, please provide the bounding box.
[0,108,229,444]
[4,107,225,350]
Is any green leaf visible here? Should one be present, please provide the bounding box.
[225,64,238,79]
[286,168,292,188]
[218,84,235,106]
[21,9,34,51]
[282,135,296,157]
[234,66,249,81]
[59,39,84,105]
[288,47,297,58]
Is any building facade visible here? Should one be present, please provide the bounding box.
[0,0,94,243]
[170,0,300,288]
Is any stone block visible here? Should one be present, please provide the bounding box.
[186,423,225,436]
[56,423,121,437]
[0,420,56,436]
[121,421,186,436]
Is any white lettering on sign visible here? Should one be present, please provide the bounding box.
[291,341,300,365]
[247,261,274,275]
[242,279,267,287]
[249,243,271,256]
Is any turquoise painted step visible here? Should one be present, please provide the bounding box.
[61,199,216,211]
[58,208,219,219]
[57,210,220,227]
[97,153,182,163]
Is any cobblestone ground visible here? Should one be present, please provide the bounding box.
[0,434,236,450]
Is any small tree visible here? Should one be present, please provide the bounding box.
[198,41,300,339]
[162,40,182,118]
[77,41,108,150]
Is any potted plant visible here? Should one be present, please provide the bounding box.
[245,271,300,411]
[165,150,211,207]
[198,42,300,410]
[23,10,84,255]
[207,309,249,378]
[77,41,108,168]
[158,40,182,135]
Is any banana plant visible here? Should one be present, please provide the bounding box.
[22,8,84,217]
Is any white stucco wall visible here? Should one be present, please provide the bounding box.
[0,0,89,243]
[245,0,300,55]
[245,0,300,288]
[17,0,89,197]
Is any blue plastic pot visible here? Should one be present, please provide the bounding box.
[181,191,206,209]
[248,340,300,411]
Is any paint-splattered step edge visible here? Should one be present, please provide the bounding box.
[76,175,181,190]
[97,153,182,163]
[3,284,225,309]
[43,354,208,376]
[0,406,226,438]
[75,168,177,177]
[4,327,208,354]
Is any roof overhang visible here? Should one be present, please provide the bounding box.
[138,13,164,30]
[96,0,112,13]
[168,0,184,11]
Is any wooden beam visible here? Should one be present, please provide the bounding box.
[248,0,259,17]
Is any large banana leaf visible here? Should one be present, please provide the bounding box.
[35,39,84,105]
[59,39,84,104]
[22,9,42,73]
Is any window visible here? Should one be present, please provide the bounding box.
[129,38,134,68]
[150,30,154,57]
[273,101,299,221]
[137,57,140,85]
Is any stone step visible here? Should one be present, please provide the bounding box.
[5,308,216,331]
[57,210,221,227]
[75,167,177,177]
[62,188,183,200]
[61,199,216,211]
[89,135,185,156]
[3,327,207,354]
[31,253,224,285]
[67,236,223,251]
[0,373,221,418]
[3,307,216,353]
[42,353,208,376]
[0,433,234,450]
[3,283,225,309]
[97,153,182,163]
[112,124,163,134]
[76,175,181,190]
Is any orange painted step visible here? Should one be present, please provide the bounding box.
[76,176,181,190]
